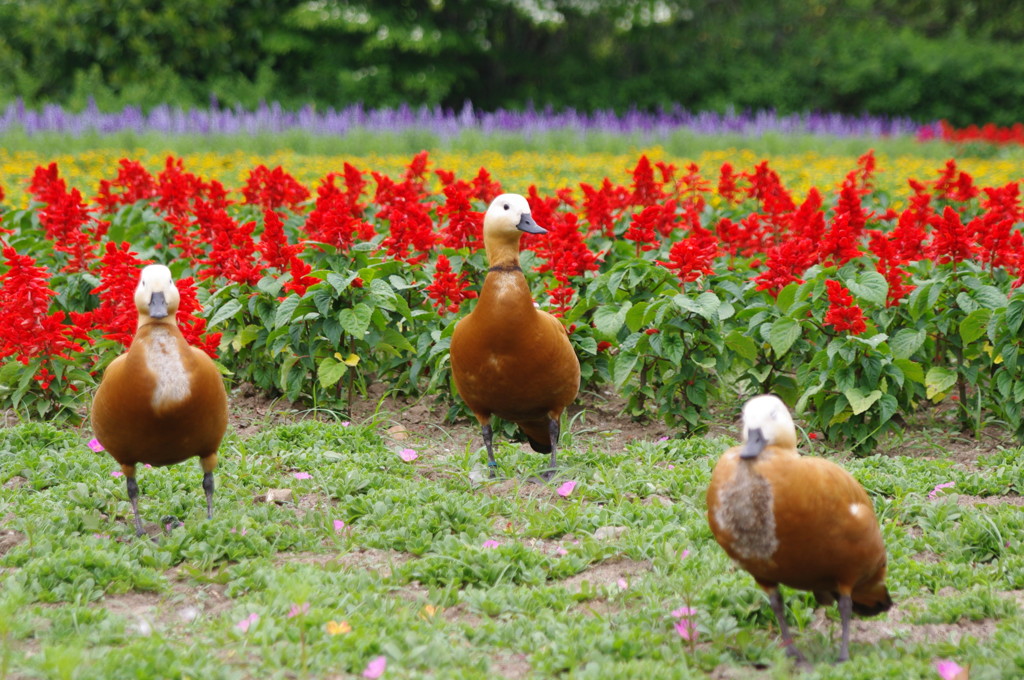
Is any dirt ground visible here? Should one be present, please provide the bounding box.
[5,383,1021,677]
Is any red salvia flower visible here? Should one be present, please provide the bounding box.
[425,254,477,314]
[259,209,301,270]
[534,212,600,281]
[630,155,665,207]
[624,203,675,253]
[753,237,818,296]
[823,280,867,335]
[94,159,157,213]
[37,187,100,272]
[658,228,719,285]
[28,163,67,205]
[928,205,976,265]
[195,202,261,285]
[89,241,150,347]
[241,165,310,212]
[282,255,318,297]
[580,178,630,237]
[717,162,743,204]
[545,278,577,318]
[303,173,375,250]
[471,167,503,203]
[0,246,87,386]
[818,212,863,267]
[437,181,483,251]
[175,275,221,358]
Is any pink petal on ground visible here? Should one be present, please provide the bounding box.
[616,578,628,590]
[362,656,387,679]
[674,618,698,640]
[287,602,310,618]
[110,470,123,477]
[88,438,105,452]
[935,660,965,680]
[680,549,690,559]
[482,539,500,549]
[333,520,346,533]
[235,613,259,632]
[556,480,577,497]
[399,448,418,462]
[293,471,313,480]
[672,606,697,618]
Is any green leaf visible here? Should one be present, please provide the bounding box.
[724,330,758,362]
[843,386,882,415]
[894,359,924,385]
[959,308,993,345]
[594,303,631,340]
[317,357,348,388]
[847,271,888,307]
[207,299,242,329]
[889,328,926,360]
[231,325,262,351]
[769,317,801,357]
[338,303,373,338]
[1006,298,1024,335]
[624,301,649,333]
[612,352,640,388]
[274,295,301,328]
[970,284,1007,310]
[674,291,720,320]
[925,366,958,401]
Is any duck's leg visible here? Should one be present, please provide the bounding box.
[837,593,853,663]
[768,587,806,663]
[122,464,144,536]
[481,421,499,478]
[541,417,560,480]
[200,453,218,519]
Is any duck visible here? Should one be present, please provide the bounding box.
[450,193,580,478]
[92,264,228,536]
[706,394,891,663]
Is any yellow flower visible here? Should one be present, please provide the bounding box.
[325,620,351,635]
[420,604,441,619]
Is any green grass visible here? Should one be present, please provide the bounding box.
[3,126,1024,160]
[1,413,1022,679]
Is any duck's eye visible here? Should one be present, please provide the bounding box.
[503,203,509,210]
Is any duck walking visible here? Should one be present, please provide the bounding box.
[92,264,228,535]
[450,193,580,478]
[706,394,891,663]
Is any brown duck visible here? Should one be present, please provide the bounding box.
[92,264,228,535]
[706,394,892,663]
[450,193,580,478]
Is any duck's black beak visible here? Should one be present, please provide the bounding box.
[740,427,766,459]
[148,292,168,319]
[517,213,547,234]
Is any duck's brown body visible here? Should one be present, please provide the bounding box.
[705,395,891,663]
[450,193,580,476]
[451,264,580,452]
[707,445,890,608]
[92,265,227,535]
[93,324,227,469]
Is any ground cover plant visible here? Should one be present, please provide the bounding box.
[0,143,1022,678]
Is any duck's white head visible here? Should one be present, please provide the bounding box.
[483,193,546,239]
[739,394,797,459]
[134,264,180,323]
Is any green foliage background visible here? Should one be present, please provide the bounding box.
[2,0,1024,125]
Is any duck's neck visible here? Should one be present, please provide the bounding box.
[137,314,179,331]
[485,234,523,270]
